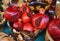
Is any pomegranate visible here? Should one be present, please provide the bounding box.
[4,5,21,23]
[13,20,23,31]
[32,8,49,30]
[22,12,31,23]
[23,23,34,32]
[48,19,60,40]
[19,3,30,13]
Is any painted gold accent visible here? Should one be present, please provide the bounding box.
[2,0,12,5]
[17,0,24,7]
[2,0,12,11]
[45,5,50,10]
[45,0,53,4]
[36,6,41,11]
[29,6,35,10]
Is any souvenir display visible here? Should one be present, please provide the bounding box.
[0,0,59,41]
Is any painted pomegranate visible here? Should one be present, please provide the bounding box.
[19,3,30,13]
[22,12,32,23]
[13,20,23,31]
[32,8,49,30]
[4,5,21,23]
[48,19,60,40]
[20,3,32,23]
[23,23,34,32]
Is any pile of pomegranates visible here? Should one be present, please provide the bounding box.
[4,3,49,36]
[4,1,60,41]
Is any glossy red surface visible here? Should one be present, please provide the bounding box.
[48,19,60,39]
[23,23,34,32]
[22,12,31,23]
[32,14,49,30]
[4,5,21,23]
[13,20,23,31]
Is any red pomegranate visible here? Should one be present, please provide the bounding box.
[22,12,31,23]
[19,3,30,13]
[4,5,21,23]
[32,14,49,30]
[23,23,34,32]
[48,19,60,40]
[13,20,23,31]
[32,8,49,30]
